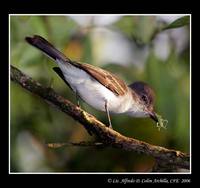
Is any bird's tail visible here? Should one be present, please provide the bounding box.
[25,35,70,62]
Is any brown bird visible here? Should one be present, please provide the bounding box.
[25,35,158,128]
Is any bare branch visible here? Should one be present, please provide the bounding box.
[10,65,190,170]
[47,141,106,148]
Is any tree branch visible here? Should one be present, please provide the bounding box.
[10,65,190,170]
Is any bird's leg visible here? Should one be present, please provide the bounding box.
[76,91,80,108]
[105,101,112,129]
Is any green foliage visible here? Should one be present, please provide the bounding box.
[163,16,190,30]
[114,16,157,44]
[10,15,190,172]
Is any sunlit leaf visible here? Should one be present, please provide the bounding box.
[163,16,190,30]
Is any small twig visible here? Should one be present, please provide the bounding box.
[47,141,106,148]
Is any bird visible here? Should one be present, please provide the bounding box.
[25,35,158,129]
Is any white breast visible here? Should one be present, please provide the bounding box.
[56,60,132,113]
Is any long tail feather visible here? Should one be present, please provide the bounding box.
[25,35,70,62]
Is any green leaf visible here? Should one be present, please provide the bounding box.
[163,16,190,30]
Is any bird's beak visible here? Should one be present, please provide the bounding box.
[149,111,158,123]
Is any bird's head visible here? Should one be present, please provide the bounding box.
[128,81,158,122]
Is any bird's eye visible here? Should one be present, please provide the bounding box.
[141,95,148,104]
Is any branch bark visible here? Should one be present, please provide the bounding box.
[10,65,190,171]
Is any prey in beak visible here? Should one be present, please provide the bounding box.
[149,111,158,123]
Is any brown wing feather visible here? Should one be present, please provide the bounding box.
[72,62,128,96]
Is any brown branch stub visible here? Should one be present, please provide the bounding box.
[10,65,190,170]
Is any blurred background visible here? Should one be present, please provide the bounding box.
[10,15,190,172]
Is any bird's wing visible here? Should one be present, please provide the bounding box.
[73,63,128,96]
